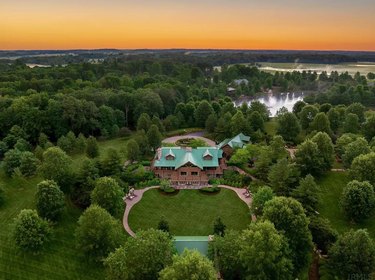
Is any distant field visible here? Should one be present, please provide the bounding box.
[318,172,375,238]
[257,62,375,76]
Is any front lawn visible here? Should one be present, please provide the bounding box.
[318,171,375,237]
[128,189,251,235]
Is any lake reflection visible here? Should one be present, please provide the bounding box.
[234,92,304,117]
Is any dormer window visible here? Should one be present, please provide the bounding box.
[165,149,175,160]
[203,154,212,160]
[166,154,175,160]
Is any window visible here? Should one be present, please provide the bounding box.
[181,172,187,176]
[191,172,198,176]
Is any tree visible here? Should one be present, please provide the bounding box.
[343,113,360,134]
[295,140,324,176]
[13,209,50,251]
[346,102,365,122]
[340,180,375,222]
[3,149,22,177]
[0,186,5,207]
[251,186,275,216]
[19,151,39,177]
[309,112,332,135]
[311,132,334,170]
[91,177,124,217]
[159,250,216,280]
[292,174,320,215]
[147,124,162,151]
[157,216,170,234]
[276,112,301,143]
[329,229,375,278]
[350,152,375,185]
[86,136,99,158]
[35,180,65,221]
[342,137,370,168]
[104,229,173,280]
[100,148,122,176]
[72,159,100,208]
[136,113,151,131]
[230,111,250,136]
[194,100,214,127]
[248,111,264,132]
[268,158,300,195]
[213,217,226,236]
[75,205,125,262]
[126,139,140,162]
[248,100,270,121]
[299,105,318,130]
[363,115,375,141]
[269,135,288,162]
[263,197,312,275]
[309,216,338,254]
[39,147,73,193]
[336,133,359,157]
[238,221,293,279]
[205,113,217,133]
[327,107,341,133]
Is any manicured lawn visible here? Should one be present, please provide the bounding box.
[0,172,104,280]
[128,189,251,235]
[318,171,375,238]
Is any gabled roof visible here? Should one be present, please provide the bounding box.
[154,147,223,170]
[217,133,250,149]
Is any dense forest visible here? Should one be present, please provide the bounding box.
[0,56,375,279]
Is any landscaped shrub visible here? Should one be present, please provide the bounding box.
[199,186,221,194]
[159,180,177,194]
[135,178,161,189]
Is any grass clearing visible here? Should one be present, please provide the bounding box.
[0,136,133,280]
[317,171,375,238]
[0,171,105,280]
[128,189,251,236]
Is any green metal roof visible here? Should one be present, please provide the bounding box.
[154,147,223,170]
[174,236,209,255]
[217,133,250,149]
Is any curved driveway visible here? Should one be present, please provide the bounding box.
[162,134,216,147]
[122,185,254,237]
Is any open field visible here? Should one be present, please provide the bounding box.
[0,172,104,280]
[318,171,375,238]
[128,189,251,236]
[257,62,375,76]
[0,136,133,280]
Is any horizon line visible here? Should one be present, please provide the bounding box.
[1,48,375,53]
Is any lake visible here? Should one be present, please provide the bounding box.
[234,92,304,117]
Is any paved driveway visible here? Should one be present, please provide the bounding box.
[163,134,216,147]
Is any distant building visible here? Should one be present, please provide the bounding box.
[151,147,226,186]
[217,133,251,159]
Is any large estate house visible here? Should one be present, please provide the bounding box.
[151,133,250,185]
[151,147,226,185]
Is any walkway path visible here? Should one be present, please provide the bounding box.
[122,185,255,237]
[162,134,216,147]
[123,186,159,237]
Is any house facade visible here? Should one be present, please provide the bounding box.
[151,147,226,185]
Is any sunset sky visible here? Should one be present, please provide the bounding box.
[1,0,374,51]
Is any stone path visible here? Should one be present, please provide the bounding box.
[162,134,216,147]
[122,185,255,237]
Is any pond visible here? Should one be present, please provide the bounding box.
[234,92,304,117]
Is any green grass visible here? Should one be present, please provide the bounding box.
[318,171,375,238]
[0,136,134,280]
[128,189,251,235]
[0,172,104,280]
